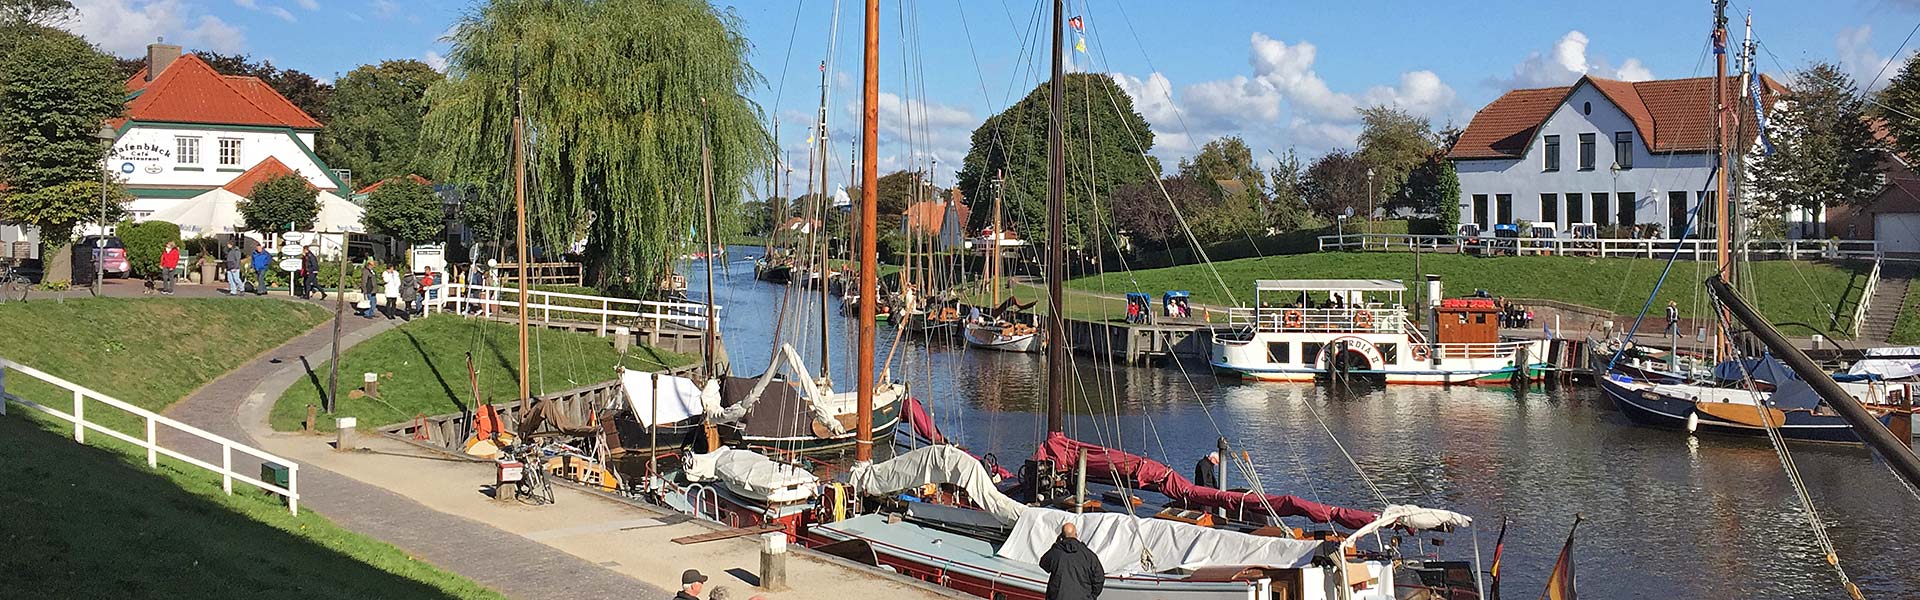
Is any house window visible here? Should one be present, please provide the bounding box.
[1265,342,1291,365]
[1496,194,1513,224]
[1540,194,1559,225]
[1578,133,1596,170]
[1543,135,1561,171]
[1697,191,1718,239]
[1593,193,1610,226]
[218,138,242,166]
[1473,194,1490,228]
[1566,193,1584,226]
[175,137,200,165]
[1617,192,1637,228]
[1614,132,1633,169]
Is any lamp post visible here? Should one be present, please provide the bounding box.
[1365,167,1375,236]
[95,124,118,295]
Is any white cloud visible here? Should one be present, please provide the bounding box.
[232,0,257,8]
[296,0,319,10]
[1837,25,1912,92]
[267,6,294,22]
[67,0,246,56]
[423,51,447,73]
[370,0,399,19]
[1496,30,1655,89]
[1361,70,1456,118]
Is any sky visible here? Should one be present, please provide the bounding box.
[59,0,1920,186]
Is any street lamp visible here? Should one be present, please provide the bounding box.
[1365,167,1375,236]
[95,124,117,295]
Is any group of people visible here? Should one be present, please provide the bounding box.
[1494,297,1535,329]
[352,261,437,320]
[215,240,275,296]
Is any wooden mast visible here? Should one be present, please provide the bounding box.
[1711,0,1734,359]
[701,100,720,379]
[1044,0,1066,434]
[991,170,1003,309]
[817,62,833,385]
[513,57,531,415]
[855,0,879,463]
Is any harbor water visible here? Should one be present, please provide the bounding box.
[694,246,1920,599]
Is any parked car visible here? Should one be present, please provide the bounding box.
[77,235,130,278]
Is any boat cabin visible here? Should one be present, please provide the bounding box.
[1434,298,1501,344]
[1239,279,1409,334]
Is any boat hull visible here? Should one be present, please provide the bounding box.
[1211,333,1551,385]
[1597,375,1890,443]
[963,325,1040,353]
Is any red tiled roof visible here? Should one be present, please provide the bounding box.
[121,55,323,130]
[354,174,433,195]
[1449,74,1785,160]
[222,156,315,196]
[901,201,970,234]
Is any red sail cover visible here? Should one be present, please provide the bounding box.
[1032,433,1378,530]
[900,397,1015,480]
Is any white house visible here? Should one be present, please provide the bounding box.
[1448,74,1782,238]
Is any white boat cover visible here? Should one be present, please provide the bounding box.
[619,369,710,427]
[997,507,1325,575]
[685,447,819,504]
[1849,346,1920,380]
[848,445,1026,524]
[1339,505,1472,553]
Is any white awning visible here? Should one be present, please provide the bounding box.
[1255,279,1404,292]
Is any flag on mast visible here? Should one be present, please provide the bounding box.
[1068,15,1083,31]
[1544,516,1583,600]
[1489,517,1509,600]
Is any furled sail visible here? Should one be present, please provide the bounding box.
[849,445,1027,524]
[1032,433,1378,529]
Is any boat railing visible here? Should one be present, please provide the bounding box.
[1430,340,1533,359]
[1230,306,1409,334]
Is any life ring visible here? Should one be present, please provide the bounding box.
[1282,310,1304,329]
[1352,311,1374,329]
[1412,345,1430,361]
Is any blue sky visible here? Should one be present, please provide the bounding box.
[64,0,1920,184]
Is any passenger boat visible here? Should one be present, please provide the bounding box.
[1211,279,1551,384]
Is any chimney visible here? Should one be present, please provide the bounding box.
[146,43,182,82]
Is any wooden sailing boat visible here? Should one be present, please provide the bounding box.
[963,171,1042,352]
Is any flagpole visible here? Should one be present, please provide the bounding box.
[1537,514,1583,600]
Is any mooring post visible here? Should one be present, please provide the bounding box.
[335,417,357,451]
[1074,447,1088,514]
[363,372,378,398]
[304,404,317,433]
[759,531,788,590]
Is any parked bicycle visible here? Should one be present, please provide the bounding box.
[499,442,555,505]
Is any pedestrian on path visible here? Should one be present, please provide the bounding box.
[381,264,401,319]
[1665,300,1680,336]
[399,269,420,321]
[1040,522,1103,600]
[223,240,245,295]
[251,245,271,295]
[359,261,378,318]
[674,569,708,600]
[301,247,325,300]
[159,241,179,295]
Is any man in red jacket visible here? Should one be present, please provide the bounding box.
[158,241,180,295]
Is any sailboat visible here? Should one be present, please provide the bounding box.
[1596,6,1913,444]
[963,171,1043,352]
[797,4,1480,599]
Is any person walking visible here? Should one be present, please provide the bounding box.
[158,241,179,295]
[358,261,378,318]
[250,244,271,295]
[301,247,325,301]
[399,269,420,321]
[673,569,708,600]
[223,241,245,296]
[1039,522,1104,600]
[381,264,401,320]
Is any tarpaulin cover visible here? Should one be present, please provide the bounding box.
[1848,346,1920,380]
[850,445,1027,524]
[1339,504,1472,552]
[897,397,1015,481]
[619,370,704,427]
[996,506,1325,574]
[1031,433,1377,529]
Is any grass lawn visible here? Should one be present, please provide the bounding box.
[270,314,696,432]
[1065,252,1872,337]
[1890,285,1920,345]
[0,416,502,599]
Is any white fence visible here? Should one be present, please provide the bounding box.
[1318,233,1882,261]
[0,356,300,514]
[1850,259,1882,338]
[422,283,720,335]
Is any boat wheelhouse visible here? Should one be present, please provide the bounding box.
[1211,279,1551,384]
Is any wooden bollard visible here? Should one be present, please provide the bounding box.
[304,404,317,432]
[759,531,787,591]
[363,372,379,398]
[613,326,631,354]
[335,417,357,451]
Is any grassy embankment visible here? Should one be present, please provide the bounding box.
[1890,286,1920,345]
[1057,252,1870,336]
[0,298,504,599]
[270,314,697,432]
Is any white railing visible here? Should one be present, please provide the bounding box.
[0,357,300,514]
[422,283,720,335]
[1850,258,1882,338]
[1431,340,1536,359]
[1317,233,1883,261]
[1227,306,1409,334]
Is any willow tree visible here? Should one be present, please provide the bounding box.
[421,0,769,295]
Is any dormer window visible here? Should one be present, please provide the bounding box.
[1543,135,1561,172]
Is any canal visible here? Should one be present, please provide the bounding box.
[692,246,1919,599]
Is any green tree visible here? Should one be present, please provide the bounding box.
[737,199,773,236]
[956,73,1157,247]
[1355,105,1436,213]
[458,187,507,247]
[196,52,332,121]
[0,24,123,280]
[1266,147,1316,232]
[1754,62,1883,217]
[1182,136,1264,188]
[1304,149,1371,220]
[239,175,319,232]
[422,0,770,296]
[1402,153,1461,231]
[1879,53,1920,162]
[323,60,444,183]
[118,219,180,278]
[1,0,72,25]
[876,169,940,215]
[363,177,446,245]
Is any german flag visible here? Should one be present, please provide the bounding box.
[1544,516,1583,600]
[1488,517,1508,600]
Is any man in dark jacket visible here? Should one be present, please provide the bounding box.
[300,247,325,300]
[223,241,246,296]
[359,262,379,318]
[250,246,271,295]
[1193,451,1220,489]
[1039,522,1103,600]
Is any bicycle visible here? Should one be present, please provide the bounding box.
[503,442,555,505]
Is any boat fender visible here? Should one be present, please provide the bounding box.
[1686,411,1700,434]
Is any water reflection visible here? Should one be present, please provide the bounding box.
[692,246,1918,599]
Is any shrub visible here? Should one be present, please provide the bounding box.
[119,220,181,278]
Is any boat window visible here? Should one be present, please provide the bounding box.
[1378,343,1399,365]
[1302,342,1323,364]
[1475,314,1487,325]
[1266,342,1291,364]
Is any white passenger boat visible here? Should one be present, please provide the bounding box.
[1210,279,1552,385]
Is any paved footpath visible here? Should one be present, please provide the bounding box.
[159,299,960,600]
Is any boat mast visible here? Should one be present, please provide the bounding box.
[817,62,833,385]
[1045,0,1066,434]
[855,0,879,463]
[991,170,1003,309]
[513,55,531,415]
[1711,0,1734,359]
[701,100,720,377]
